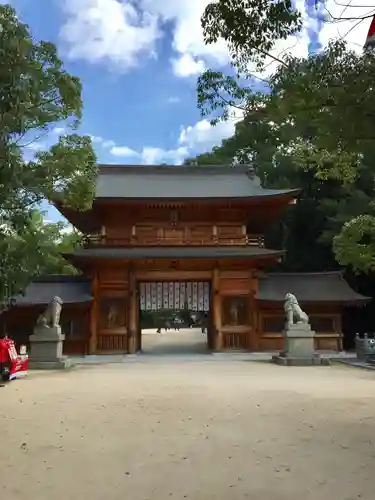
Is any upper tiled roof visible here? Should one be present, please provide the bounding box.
[256,272,370,304]
[95,164,300,200]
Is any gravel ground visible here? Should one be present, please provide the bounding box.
[1,358,375,500]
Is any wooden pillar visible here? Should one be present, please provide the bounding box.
[336,313,343,351]
[127,269,138,354]
[88,272,98,355]
[250,271,259,351]
[212,267,222,350]
[248,290,256,351]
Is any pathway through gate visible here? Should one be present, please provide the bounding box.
[138,280,213,353]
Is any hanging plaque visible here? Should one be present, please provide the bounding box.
[174,282,180,309]
[168,282,174,308]
[145,283,152,310]
[163,282,169,309]
[140,283,146,311]
[151,282,157,311]
[186,282,193,309]
[197,282,204,311]
[192,282,198,311]
[179,282,186,309]
[203,282,210,311]
[156,282,163,310]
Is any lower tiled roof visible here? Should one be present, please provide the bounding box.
[12,275,93,306]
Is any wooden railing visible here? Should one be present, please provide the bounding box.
[83,234,265,248]
[97,333,127,352]
[222,331,251,350]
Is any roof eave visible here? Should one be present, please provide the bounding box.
[93,190,301,202]
[255,297,371,304]
[52,200,101,233]
[62,250,285,261]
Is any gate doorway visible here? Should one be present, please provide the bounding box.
[137,281,213,354]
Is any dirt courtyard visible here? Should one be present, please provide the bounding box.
[1,358,375,500]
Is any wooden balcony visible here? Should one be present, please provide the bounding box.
[83,233,265,248]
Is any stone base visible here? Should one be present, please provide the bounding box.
[29,357,73,370]
[29,325,66,365]
[272,354,330,366]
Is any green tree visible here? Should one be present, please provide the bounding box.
[197,1,375,272]
[187,103,375,273]
[0,5,97,308]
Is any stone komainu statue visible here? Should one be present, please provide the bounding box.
[284,293,309,327]
[36,296,63,328]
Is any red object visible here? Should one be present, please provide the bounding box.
[364,16,375,51]
[0,338,29,381]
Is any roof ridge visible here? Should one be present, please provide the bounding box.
[98,164,253,175]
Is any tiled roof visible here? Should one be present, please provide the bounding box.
[12,275,93,306]
[95,164,300,199]
[63,246,285,260]
[256,272,370,304]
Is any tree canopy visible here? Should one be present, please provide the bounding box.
[0,5,97,307]
[196,1,375,273]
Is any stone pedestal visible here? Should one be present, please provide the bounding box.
[29,326,72,370]
[273,323,329,366]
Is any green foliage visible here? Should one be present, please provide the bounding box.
[0,5,97,307]
[197,1,375,272]
[0,211,81,309]
[202,0,302,74]
[333,215,375,273]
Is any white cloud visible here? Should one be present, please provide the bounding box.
[90,135,115,149]
[60,0,160,70]
[318,1,374,53]
[56,0,232,77]
[101,139,116,148]
[171,53,205,78]
[57,0,374,79]
[110,145,139,157]
[53,127,65,135]
[104,109,240,164]
[179,119,235,150]
[141,146,188,164]
[106,142,188,164]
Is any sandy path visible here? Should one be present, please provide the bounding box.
[1,360,375,500]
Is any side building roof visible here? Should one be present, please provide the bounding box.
[94,164,300,200]
[256,271,370,304]
[11,275,93,307]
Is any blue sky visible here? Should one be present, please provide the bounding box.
[3,0,371,223]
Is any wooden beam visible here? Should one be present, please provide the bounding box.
[135,269,211,281]
[88,272,98,354]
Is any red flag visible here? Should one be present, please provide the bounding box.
[364,16,375,51]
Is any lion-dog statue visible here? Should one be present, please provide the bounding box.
[36,296,63,328]
[284,293,309,327]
